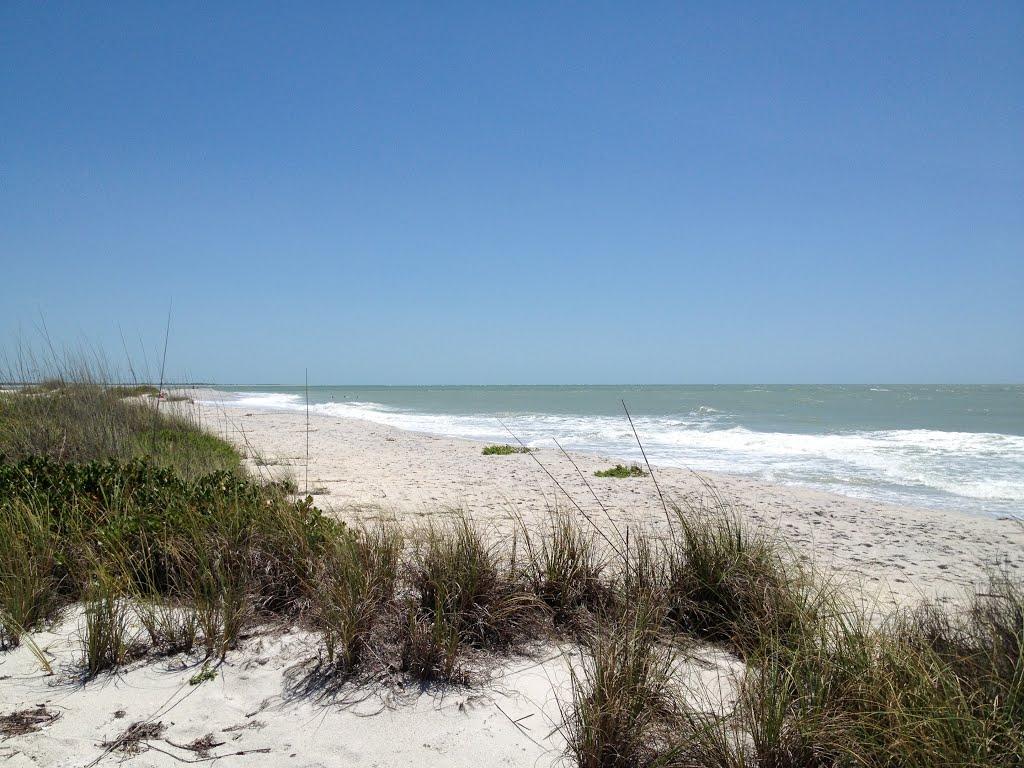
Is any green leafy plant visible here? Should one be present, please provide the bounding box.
[188,663,217,686]
[482,444,532,455]
[594,464,647,478]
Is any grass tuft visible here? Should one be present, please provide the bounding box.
[519,510,608,623]
[402,517,543,680]
[80,572,136,678]
[0,499,60,647]
[664,504,817,656]
[316,523,402,671]
[563,599,677,768]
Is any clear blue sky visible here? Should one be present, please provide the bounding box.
[2,2,1021,384]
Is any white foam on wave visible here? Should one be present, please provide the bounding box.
[214,391,305,410]
[200,390,1024,515]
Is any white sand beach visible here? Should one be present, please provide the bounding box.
[198,397,1024,607]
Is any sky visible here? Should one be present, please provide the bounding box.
[1,2,1021,384]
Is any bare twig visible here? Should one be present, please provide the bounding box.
[621,399,670,528]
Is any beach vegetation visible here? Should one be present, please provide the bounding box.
[188,663,217,686]
[0,379,239,478]
[401,517,543,681]
[316,522,402,671]
[80,570,137,679]
[517,509,608,623]
[562,599,676,768]
[663,504,820,656]
[482,444,533,455]
[593,464,647,478]
[136,597,201,655]
[108,384,161,398]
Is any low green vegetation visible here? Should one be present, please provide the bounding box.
[0,455,338,661]
[0,381,238,478]
[188,663,217,685]
[482,444,533,455]
[593,464,647,478]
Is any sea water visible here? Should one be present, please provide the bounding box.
[201,385,1024,518]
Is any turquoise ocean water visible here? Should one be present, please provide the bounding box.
[203,385,1024,518]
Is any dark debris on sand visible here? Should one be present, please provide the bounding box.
[0,705,60,738]
[100,720,166,755]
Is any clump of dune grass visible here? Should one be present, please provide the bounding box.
[563,599,677,768]
[401,517,543,681]
[107,384,160,398]
[136,598,200,655]
[316,523,402,672]
[594,464,647,479]
[482,444,533,455]
[80,572,137,678]
[611,531,670,615]
[668,571,1024,768]
[518,510,608,623]
[663,503,817,656]
[0,499,60,647]
[400,610,463,682]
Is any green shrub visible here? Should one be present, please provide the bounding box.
[482,444,532,455]
[594,464,647,478]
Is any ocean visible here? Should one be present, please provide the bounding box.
[202,385,1024,518]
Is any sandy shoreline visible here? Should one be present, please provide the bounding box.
[193,396,1024,607]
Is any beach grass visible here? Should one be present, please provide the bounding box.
[401,517,544,681]
[0,379,239,478]
[563,599,676,768]
[517,509,609,623]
